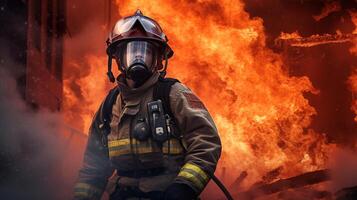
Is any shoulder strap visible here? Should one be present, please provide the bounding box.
[153,76,180,118]
[100,86,120,136]
[100,77,178,136]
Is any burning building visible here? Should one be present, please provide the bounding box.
[63,0,357,199]
[0,0,356,199]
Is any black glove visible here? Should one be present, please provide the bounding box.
[163,183,197,200]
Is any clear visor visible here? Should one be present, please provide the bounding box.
[117,41,156,69]
[112,16,165,40]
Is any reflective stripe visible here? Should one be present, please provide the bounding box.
[133,139,160,154]
[162,139,184,154]
[108,138,184,157]
[177,163,209,191]
[108,138,161,157]
[183,163,209,181]
[74,183,102,200]
[108,139,131,157]
[108,139,130,147]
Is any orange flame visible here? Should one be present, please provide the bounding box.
[114,0,335,184]
[279,31,302,40]
[63,55,110,132]
[63,0,340,190]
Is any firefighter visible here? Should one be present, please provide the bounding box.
[74,10,222,200]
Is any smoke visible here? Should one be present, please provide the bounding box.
[329,148,357,192]
[0,2,110,199]
[0,67,84,199]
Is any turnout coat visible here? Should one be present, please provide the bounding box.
[74,72,222,199]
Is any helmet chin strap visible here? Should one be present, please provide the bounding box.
[107,54,116,83]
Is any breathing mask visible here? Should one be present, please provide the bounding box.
[114,41,157,86]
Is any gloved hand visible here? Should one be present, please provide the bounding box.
[163,183,197,200]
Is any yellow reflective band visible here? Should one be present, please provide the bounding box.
[162,139,184,154]
[74,183,102,200]
[178,171,205,190]
[108,139,130,147]
[108,138,185,157]
[108,138,161,157]
[177,163,210,191]
[108,138,131,157]
[132,139,160,154]
[183,163,209,181]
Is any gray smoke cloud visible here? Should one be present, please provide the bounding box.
[329,148,357,192]
[0,67,85,199]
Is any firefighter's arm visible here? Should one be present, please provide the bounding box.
[73,107,114,200]
[169,82,222,194]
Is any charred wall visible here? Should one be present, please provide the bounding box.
[0,0,66,111]
[26,0,66,111]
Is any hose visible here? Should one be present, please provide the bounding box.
[211,174,235,200]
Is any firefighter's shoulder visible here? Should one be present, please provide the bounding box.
[169,82,207,110]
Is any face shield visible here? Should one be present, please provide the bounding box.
[114,41,158,84]
[112,15,166,41]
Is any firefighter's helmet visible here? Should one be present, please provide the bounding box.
[106,10,173,82]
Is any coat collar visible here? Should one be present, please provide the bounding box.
[117,72,160,102]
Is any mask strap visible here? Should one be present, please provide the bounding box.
[107,54,115,82]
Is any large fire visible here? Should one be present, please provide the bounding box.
[63,0,357,196]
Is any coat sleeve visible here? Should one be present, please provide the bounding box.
[73,105,114,200]
[169,82,222,194]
